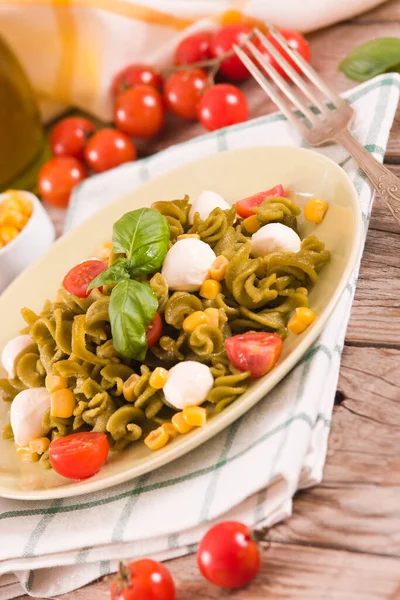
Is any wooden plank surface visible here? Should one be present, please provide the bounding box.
[16,0,400,598]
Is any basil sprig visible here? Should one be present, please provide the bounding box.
[339,38,400,82]
[88,207,170,360]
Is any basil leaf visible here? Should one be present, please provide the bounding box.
[339,38,400,82]
[109,279,158,360]
[87,258,131,291]
[112,208,170,277]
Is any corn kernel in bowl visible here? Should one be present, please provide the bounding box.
[0,191,33,249]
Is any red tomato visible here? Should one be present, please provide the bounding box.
[174,31,213,66]
[38,156,87,208]
[49,432,109,480]
[50,117,95,160]
[197,521,261,589]
[256,29,311,80]
[111,64,162,97]
[198,84,248,131]
[146,313,163,348]
[114,85,165,138]
[163,69,208,120]
[210,24,252,81]
[236,184,286,218]
[84,128,136,173]
[110,559,175,600]
[225,332,282,377]
[63,259,106,299]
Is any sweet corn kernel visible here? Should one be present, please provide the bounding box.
[209,255,229,281]
[17,195,33,217]
[95,241,113,262]
[242,214,261,234]
[176,233,200,241]
[16,447,39,463]
[161,423,179,439]
[144,427,169,450]
[172,412,194,434]
[50,389,76,418]
[288,307,316,334]
[0,225,19,245]
[2,209,27,229]
[149,367,169,390]
[45,374,68,393]
[183,406,207,427]
[296,287,308,296]
[304,198,329,224]
[29,437,50,454]
[122,374,140,402]
[200,279,222,300]
[204,307,219,328]
[182,311,208,333]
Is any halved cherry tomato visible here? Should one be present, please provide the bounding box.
[110,559,175,600]
[197,521,261,589]
[146,313,162,348]
[49,432,109,480]
[236,184,286,218]
[63,259,106,299]
[174,31,213,66]
[225,332,282,377]
[111,64,162,97]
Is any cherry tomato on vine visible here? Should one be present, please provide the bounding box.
[49,432,109,480]
[38,156,87,208]
[146,313,163,348]
[197,84,248,131]
[111,64,162,97]
[197,521,261,589]
[225,332,282,377]
[114,85,165,138]
[63,259,106,298]
[210,24,252,81]
[84,128,136,173]
[174,31,213,66]
[110,559,175,600]
[50,117,95,161]
[163,69,208,120]
[256,29,311,80]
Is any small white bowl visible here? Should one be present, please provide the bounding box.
[0,192,55,293]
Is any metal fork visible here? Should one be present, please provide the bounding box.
[233,27,400,226]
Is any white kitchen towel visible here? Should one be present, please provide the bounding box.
[0,73,399,599]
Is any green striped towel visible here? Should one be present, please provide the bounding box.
[1,74,399,599]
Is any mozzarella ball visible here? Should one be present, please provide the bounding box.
[1,335,35,379]
[189,190,231,224]
[163,361,214,410]
[161,238,216,292]
[251,223,301,257]
[10,387,51,447]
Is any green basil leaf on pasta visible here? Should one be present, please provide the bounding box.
[109,279,158,360]
[112,208,170,277]
[87,258,132,291]
[339,38,400,82]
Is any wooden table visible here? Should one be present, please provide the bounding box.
[19,1,400,597]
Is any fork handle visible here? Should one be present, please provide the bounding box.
[334,129,400,226]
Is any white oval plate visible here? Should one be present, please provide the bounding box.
[0,146,362,499]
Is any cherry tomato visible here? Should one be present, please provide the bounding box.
[163,69,208,120]
[114,85,165,138]
[197,521,261,589]
[174,31,213,66]
[198,84,248,131]
[210,24,252,81]
[63,259,106,298]
[111,64,162,97]
[256,29,311,80]
[50,116,95,161]
[236,184,286,218]
[146,313,163,348]
[225,332,282,378]
[84,128,136,173]
[49,432,109,480]
[110,559,175,600]
[38,156,87,208]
